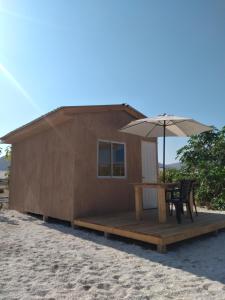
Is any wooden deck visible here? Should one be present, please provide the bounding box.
[74,209,225,252]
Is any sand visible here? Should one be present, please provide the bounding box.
[0,209,225,300]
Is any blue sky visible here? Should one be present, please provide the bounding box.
[0,0,225,163]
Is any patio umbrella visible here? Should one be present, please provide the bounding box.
[120,114,212,182]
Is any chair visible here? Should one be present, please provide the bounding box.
[166,184,180,215]
[166,180,194,224]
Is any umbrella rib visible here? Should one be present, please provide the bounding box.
[157,120,188,127]
[145,124,158,137]
[122,119,188,130]
[120,120,148,130]
[165,120,189,127]
[145,121,187,135]
[149,120,189,127]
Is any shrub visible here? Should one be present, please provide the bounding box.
[176,126,225,210]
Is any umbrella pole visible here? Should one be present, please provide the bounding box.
[163,121,166,182]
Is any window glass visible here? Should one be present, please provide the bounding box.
[98,142,111,176]
[112,143,125,176]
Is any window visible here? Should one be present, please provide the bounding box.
[112,143,125,176]
[98,141,111,176]
[98,141,126,178]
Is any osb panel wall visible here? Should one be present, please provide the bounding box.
[10,109,157,221]
[9,120,75,221]
[72,110,156,218]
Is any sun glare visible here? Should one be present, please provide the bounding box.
[0,63,41,112]
[0,63,72,149]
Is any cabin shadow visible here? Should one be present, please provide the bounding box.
[38,211,225,285]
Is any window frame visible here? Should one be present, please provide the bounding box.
[97,139,127,179]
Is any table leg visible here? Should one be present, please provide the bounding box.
[187,190,194,217]
[157,187,167,223]
[135,186,142,221]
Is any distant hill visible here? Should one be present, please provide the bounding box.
[166,162,182,170]
[159,162,182,170]
[0,156,10,171]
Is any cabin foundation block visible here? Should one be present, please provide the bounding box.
[157,245,167,253]
[71,221,79,229]
[104,232,110,239]
[43,215,49,222]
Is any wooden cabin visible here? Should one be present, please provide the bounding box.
[1,104,158,225]
[2,104,225,252]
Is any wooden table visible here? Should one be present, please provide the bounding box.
[133,182,179,223]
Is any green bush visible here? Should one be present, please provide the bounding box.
[176,126,225,210]
[210,197,225,210]
[159,168,184,183]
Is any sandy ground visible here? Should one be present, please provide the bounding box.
[0,210,225,300]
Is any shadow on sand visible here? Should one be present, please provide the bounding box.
[27,213,225,286]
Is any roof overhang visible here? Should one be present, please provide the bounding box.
[1,104,146,144]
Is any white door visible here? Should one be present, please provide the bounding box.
[141,141,158,209]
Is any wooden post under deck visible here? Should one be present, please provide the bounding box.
[71,221,79,229]
[157,244,167,253]
[43,215,48,222]
[104,232,110,239]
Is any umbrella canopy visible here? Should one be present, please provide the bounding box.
[120,114,212,182]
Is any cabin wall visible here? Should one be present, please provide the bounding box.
[72,110,156,218]
[9,109,157,221]
[9,120,75,221]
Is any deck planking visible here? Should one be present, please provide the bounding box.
[74,209,225,252]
